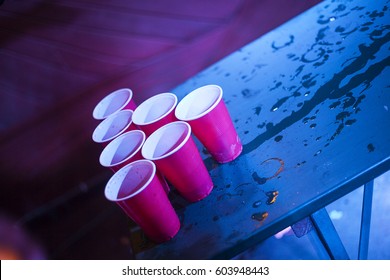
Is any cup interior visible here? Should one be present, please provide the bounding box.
[93,88,132,120]
[105,160,155,201]
[142,122,190,160]
[175,85,222,121]
[133,93,177,125]
[92,110,133,143]
[100,130,145,167]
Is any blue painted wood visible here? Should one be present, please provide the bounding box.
[310,208,349,260]
[358,180,374,260]
[135,0,390,259]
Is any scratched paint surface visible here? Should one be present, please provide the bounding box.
[137,0,390,259]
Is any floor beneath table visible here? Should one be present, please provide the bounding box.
[234,170,390,260]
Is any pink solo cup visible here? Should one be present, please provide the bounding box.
[99,129,170,194]
[99,130,145,172]
[132,92,178,136]
[92,109,138,146]
[175,84,242,163]
[92,88,137,120]
[142,121,213,202]
[104,160,180,243]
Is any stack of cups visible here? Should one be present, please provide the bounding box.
[92,85,242,243]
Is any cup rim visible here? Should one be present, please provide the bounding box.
[92,109,134,143]
[104,159,156,201]
[141,121,191,160]
[99,130,146,168]
[175,84,223,121]
[92,88,133,120]
[132,93,177,126]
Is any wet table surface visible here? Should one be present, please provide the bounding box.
[133,0,390,259]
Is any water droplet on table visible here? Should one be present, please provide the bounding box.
[367,143,375,152]
[266,191,279,205]
[274,135,283,142]
[252,200,262,208]
[251,212,268,222]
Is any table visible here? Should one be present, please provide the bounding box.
[132,0,390,259]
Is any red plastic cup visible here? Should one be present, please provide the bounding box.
[99,130,145,172]
[132,92,178,136]
[92,109,138,146]
[104,160,180,243]
[92,88,137,120]
[142,121,213,202]
[99,129,170,194]
[175,85,242,163]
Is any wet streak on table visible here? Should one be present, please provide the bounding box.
[133,0,390,259]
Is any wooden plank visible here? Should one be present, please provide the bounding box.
[0,30,128,75]
[1,0,242,20]
[1,1,223,40]
[0,12,178,59]
[0,50,97,102]
[0,83,45,131]
[70,0,242,19]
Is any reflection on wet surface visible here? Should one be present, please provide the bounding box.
[295,160,307,168]
[252,200,262,208]
[242,3,389,156]
[251,212,268,222]
[265,191,279,205]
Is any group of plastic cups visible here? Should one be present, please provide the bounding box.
[92,85,242,243]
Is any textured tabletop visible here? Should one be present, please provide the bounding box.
[135,0,390,259]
